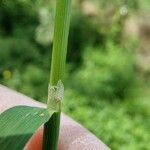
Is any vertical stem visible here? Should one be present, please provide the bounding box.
[50,0,72,85]
[42,0,72,150]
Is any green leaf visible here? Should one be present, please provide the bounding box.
[0,105,54,150]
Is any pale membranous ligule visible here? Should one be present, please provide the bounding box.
[47,80,64,112]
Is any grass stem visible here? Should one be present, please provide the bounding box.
[42,0,72,150]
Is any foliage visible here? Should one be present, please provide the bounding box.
[2,65,49,102]
[0,38,40,69]
[63,88,150,150]
[0,0,41,36]
[0,106,53,150]
[70,44,136,100]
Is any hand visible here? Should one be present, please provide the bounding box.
[0,85,109,150]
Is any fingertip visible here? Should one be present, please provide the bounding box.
[25,127,62,150]
[25,127,43,150]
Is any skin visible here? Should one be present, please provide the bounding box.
[0,85,110,150]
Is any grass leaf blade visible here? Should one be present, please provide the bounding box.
[0,106,54,150]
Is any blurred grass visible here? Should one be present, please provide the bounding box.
[63,88,150,149]
[140,0,150,10]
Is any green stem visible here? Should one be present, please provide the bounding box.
[42,0,72,150]
[50,0,72,85]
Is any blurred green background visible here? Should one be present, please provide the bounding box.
[0,0,150,149]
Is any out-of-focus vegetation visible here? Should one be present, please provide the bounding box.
[0,0,149,149]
